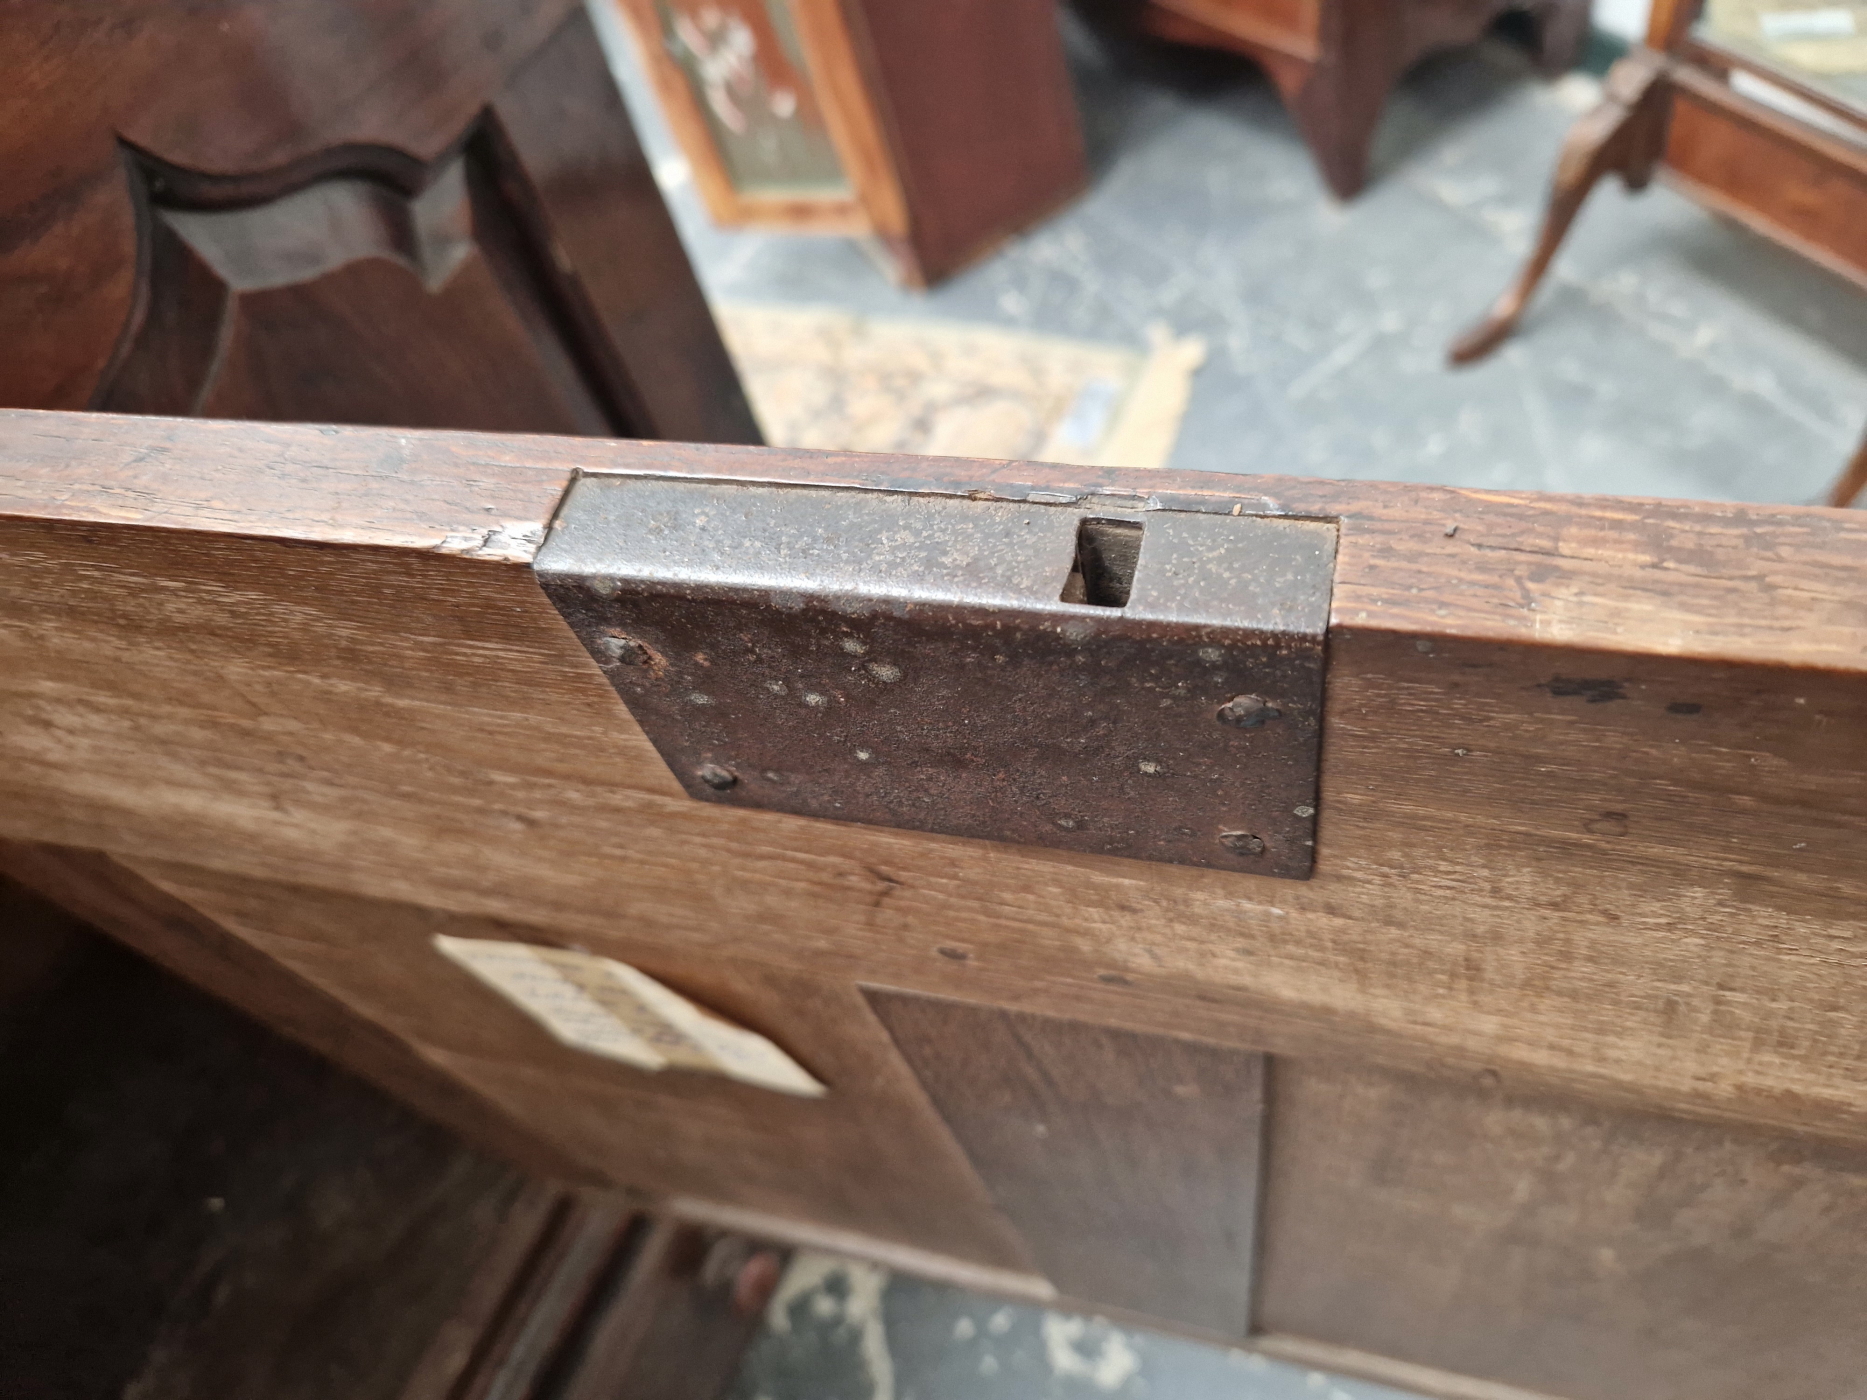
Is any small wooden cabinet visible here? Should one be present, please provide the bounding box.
[1131,0,1594,196]
[613,0,1089,286]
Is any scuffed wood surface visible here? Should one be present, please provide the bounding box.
[2,407,1867,1205]
[868,989,1264,1336]
[1258,1057,1867,1400]
[6,412,1867,662]
[117,856,1036,1269]
[0,411,572,551]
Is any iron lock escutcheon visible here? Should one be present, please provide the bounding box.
[535,475,1337,878]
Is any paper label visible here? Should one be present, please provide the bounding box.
[435,936,826,1098]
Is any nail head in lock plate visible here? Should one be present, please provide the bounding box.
[535,476,1337,878]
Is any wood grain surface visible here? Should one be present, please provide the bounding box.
[1257,1057,1867,1400]
[1665,73,1867,293]
[868,990,1265,1337]
[3,410,1866,1159]
[6,410,1867,1390]
[116,856,1035,1269]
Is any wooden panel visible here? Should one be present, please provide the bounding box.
[114,855,1036,1273]
[4,0,752,443]
[1665,78,1867,287]
[1256,1057,1867,1400]
[0,0,579,411]
[6,414,1867,1203]
[868,989,1265,1336]
[171,181,611,434]
[0,841,593,1185]
[0,903,532,1400]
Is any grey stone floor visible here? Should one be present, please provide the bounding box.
[722,1253,1427,1400]
[596,5,1866,505]
[592,11,1867,1400]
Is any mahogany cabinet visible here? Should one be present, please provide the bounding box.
[613,0,1088,286]
[6,408,1867,1400]
[0,0,757,445]
[1128,0,1594,196]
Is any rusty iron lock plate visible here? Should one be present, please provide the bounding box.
[535,476,1336,878]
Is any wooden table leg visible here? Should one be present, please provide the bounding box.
[1449,49,1673,365]
[1829,427,1867,508]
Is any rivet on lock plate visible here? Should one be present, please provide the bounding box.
[534,476,1336,878]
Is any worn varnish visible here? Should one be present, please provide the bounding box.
[867,990,1265,1336]
[1258,1058,1867,1400]
[101,855,1038,1271]
[4,410,1867,1397]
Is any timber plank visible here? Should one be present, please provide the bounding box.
[0,841,593,1184]
[2,408,1866,1165]
[866,989,1264,1337]
[117,857,1038,1272]
[1257,1057,1867,1400]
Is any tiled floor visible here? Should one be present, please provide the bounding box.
[593,12,1867,1400]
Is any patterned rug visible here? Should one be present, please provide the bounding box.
[715,304,1207,470]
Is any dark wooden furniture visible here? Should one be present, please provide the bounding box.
[615,0,1088,287]
[0,0,757,444]
[1128,0,1594,197]
[9,407,1867,1400]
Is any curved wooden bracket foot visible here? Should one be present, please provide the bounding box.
[1449,51,1672,366]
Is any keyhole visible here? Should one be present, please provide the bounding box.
[1061,518,1143,608]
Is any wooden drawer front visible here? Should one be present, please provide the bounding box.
[1665,86,1867,287]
